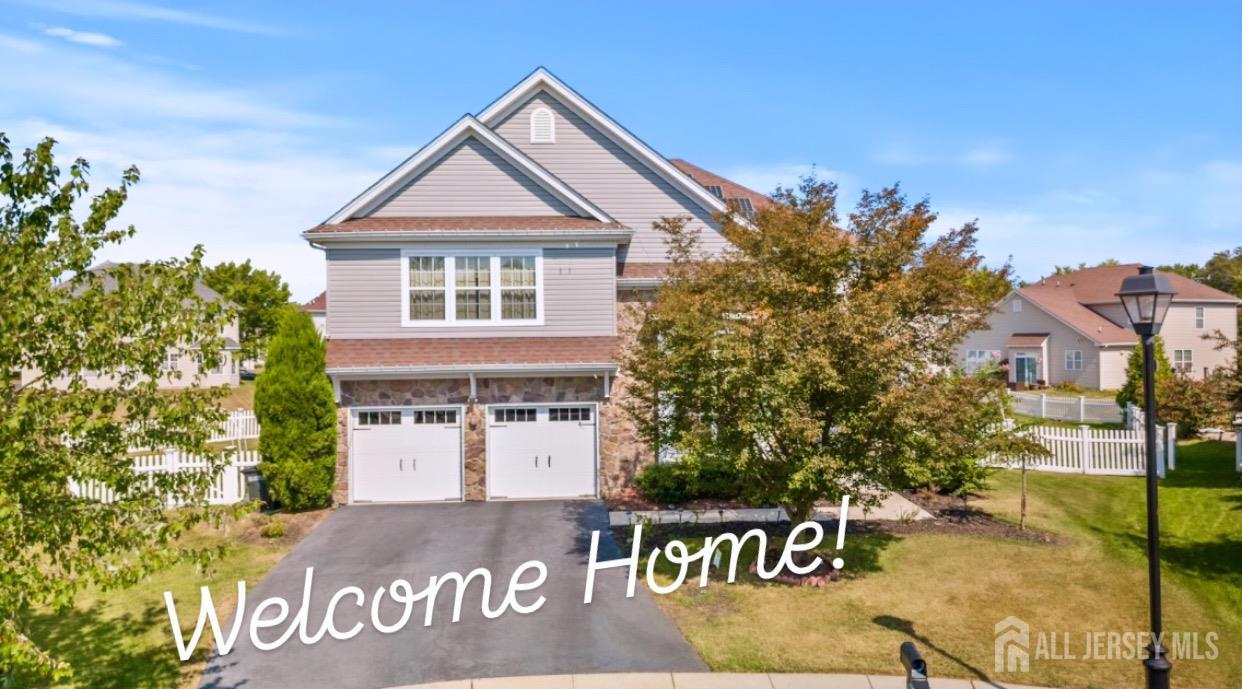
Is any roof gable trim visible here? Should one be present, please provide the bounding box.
[477,68,729,217]
[325,114,613,225]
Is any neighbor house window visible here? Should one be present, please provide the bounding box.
[1064,350,1083,371]
[964,349,996,373]
[1195,306,1205,328]
[162,351,180,372]
[1173,349,1193,373]
[408,256,446,320]
[402,250,542,326]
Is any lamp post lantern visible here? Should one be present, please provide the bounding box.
[1116,265,1177,689]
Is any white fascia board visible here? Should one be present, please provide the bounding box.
[477,68,729,218]
[324,114,612,225]
[301,230,632,244]
[327,363,619,379]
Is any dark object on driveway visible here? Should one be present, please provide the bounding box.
[900,641,930,689]
[239,367,257,381]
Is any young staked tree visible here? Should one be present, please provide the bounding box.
[0,136,233,680]
[202,260,292,363]
[253,308,337,510]
[1115,335,1173,409]
[624,177,1033,524]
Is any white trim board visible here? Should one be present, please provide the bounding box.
[477,67,729,218]
[325,114,614,225]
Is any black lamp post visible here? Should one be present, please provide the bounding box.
[1116,265,1177,689]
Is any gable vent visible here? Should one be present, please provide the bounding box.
[530,107,555,143]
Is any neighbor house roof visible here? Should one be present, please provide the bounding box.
[669,159,772,211]
[1006,333,1049,347]
[1014,264,1240,347]
[73,261,230,305]
[301,291,326,313]
[325,336,619,375]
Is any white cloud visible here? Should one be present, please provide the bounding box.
[24,0,287,36]
[959,144,1010,168]
[0,32,44,53]
[43,26,122,47]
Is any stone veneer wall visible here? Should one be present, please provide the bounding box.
[335,372,653,503]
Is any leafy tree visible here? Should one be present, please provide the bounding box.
[0,136,233,681]
[1199,247,1242,297]
[965,259,1018,303]
[624,178,1032,524]
[1157,262,1202,280]
[1115,336,1173,409]
[203,260,292,363]
[1052,259,1120,275]
[1157,371,1234,437]
[254,308,337,510]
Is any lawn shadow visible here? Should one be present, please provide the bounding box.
[1161,441,1241,490]
[872,614,995,684]
[1110,530,1242,588]
[21,596,187,689]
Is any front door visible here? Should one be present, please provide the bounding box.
[1014,353,1038,385]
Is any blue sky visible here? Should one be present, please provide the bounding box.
[1,1,1239,300]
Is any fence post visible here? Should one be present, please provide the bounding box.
[1165,423,1177,471]
[1156,427,1166,479]
[1079,424,1091,473]
[1235,424,1241,474]
[1078,396,1086,423]
[1040,394,1047,419]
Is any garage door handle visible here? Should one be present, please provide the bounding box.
[412,458,416,471]
[399,458,402,471]
[534,456,539,467]
[547,455,552,467]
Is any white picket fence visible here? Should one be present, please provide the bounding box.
[996,421,1175,477]
[70,410,262,505]
[1010,392,1124,424]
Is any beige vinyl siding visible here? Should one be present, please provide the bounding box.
[1158,302,1238,379]
[367,138,576,217]
[493,91,728,261]
[326,246,616,338]
[958,294,1106,388]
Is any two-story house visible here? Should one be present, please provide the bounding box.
[306,68,767,505]
[20,261,242,390]
[958,264,1239,389]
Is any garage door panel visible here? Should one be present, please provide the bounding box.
[488,405,596,500]
[352,408,463,503]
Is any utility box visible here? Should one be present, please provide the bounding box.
[242,466,269,505]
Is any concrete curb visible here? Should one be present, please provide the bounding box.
[384,673,1057,689]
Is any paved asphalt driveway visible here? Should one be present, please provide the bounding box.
[200,501,705,689]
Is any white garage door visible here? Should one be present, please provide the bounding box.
[351,407,463,503]
[487,404,597,500]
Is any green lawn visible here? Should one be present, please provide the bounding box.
[18,509,327,689]
[219,380,255,411]
[646,440,1241,689]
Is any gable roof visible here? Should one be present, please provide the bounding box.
[1013,264,1239,346]
[1029,263,1240,305]
[324,114,613,225]
[476,68,729,218]
[70,261,228,304]
[669,159,771,211]
[302,291,326,313]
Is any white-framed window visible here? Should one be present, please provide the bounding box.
[1195,306,1205,328]
[964,349,997,373]
[1012,299,1022,313]
[162,350,180,372]
[530,107,555,143]
[1173,349,1193,373]
[401,249,543,327]
[413,409,457,424]
[1064,350,1083,371]
[549,406,592,422]
[494,407,537,423]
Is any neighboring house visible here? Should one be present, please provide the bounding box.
[958,264,1239,389]
[302,291,327,335]
[306,67,768,505]
[20,262,242,390]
